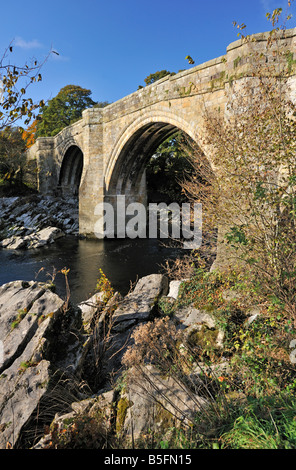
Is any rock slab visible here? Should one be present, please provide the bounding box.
[0,280,84,449]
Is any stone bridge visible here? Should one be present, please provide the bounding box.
[27,28,296,264]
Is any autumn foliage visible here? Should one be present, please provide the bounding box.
[22,119,38,148]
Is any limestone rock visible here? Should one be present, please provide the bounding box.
[80,275,168,390]
[28,226,65,248]
[32,389,116,449]
[167,279,188,299]
[112,274,168,331]
[120,365,208,440]
[3,236,28,250]
[0,236,15,248]
[173,305,216,329]
[0,280,84,449]
[78,291,105,332]
[0,226,65,250]
[173,305,224,348]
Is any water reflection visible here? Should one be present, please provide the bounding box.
[0,236,183,305]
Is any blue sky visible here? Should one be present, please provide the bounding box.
[1,0,295,110]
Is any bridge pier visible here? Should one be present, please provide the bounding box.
[78,108,105,237]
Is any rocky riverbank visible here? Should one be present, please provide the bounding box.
[0,195,79,250]
[0,272,230,449]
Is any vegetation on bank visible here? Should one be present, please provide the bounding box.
[44,265,296,450]
[153,267,296,449]
[43,3,296,449]
[0,177,37,197]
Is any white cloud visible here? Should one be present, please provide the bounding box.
[14,37,43,50]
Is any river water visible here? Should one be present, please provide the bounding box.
[0,236,183,305]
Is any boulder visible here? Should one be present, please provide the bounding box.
[28,226,65,248]
[172,305,224,348]
[118,364,208,441]
[167,279,188,299]
[0,280,85,449]
[80,274,168,390]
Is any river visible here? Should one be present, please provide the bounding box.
[0,236,183,305]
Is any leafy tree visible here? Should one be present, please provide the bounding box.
[137,70,176,90]
[146,131,194,203]
[0,42,48,130]
[0,126,26,185]
[22,119,38,149]
[144,70,174,85]
[0,41,52,191]
[35,85,103,137]
[93,101,110,109]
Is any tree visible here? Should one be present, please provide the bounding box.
[0,42,51,193]
[144,70,174,85]
[0,42,48,131]
[93,101,110,109]
[35,85,101,137]
[146,131,194,203]
[182,4,296,319]
[0,126,26,186]
[137,70,176,89]
[22,119,38,149]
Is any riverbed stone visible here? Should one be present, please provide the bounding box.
[6,236,28,250]
[0,236,15,248]
[0,195,79,250]
[0,226,65,250]
[29,226,65,248]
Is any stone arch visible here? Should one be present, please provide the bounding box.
[58,145,83,196]
[105,110,202,201]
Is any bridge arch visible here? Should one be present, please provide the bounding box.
[105,111,204,202]
[58,144,83,196]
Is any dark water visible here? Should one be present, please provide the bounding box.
[0,236,183,305]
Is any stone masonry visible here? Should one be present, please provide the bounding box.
[26,28,296,267]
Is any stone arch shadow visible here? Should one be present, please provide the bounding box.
[104,111,204,206]
[58,144,84,197]
[103,111,217,263]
